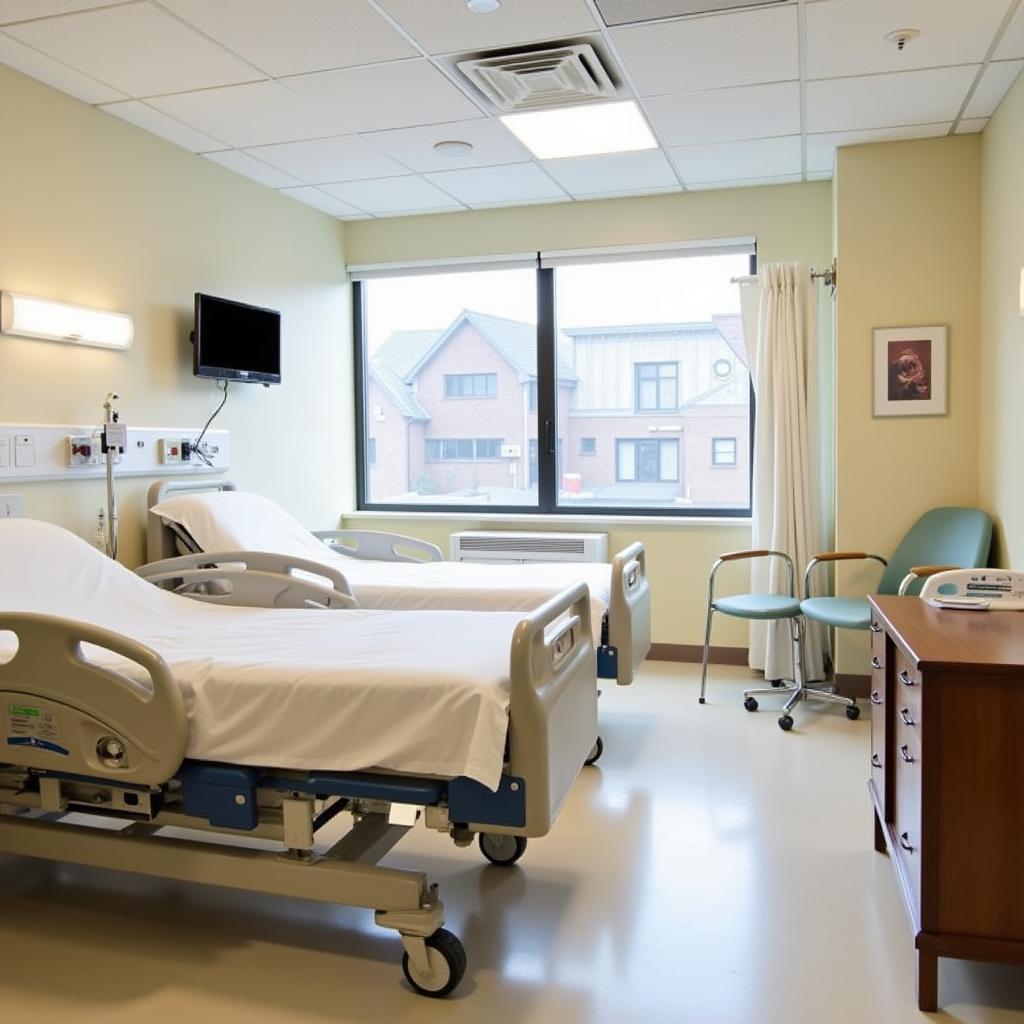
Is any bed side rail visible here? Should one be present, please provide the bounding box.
[313,529,443,564]
[607,542,651,686]
[137,551,359,609]
[0,613,186,784]
[146,479,236,562]
[487,582,596,838]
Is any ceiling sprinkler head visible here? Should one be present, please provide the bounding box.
[467,0,501,12]
[884,28,920,52]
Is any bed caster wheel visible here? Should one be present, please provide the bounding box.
[402,928,466,998]
[698,697,706,704]
[743,696,758,712]
[846,703,861,721]
[479,832,528,866]
[778,714,794,731]
[770,679,785,688]
[584,736,604,766]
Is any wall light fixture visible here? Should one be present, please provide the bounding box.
[0,291,134,350]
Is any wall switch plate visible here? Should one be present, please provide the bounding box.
[0,494,22,517]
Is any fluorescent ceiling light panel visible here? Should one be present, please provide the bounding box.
[500,100,656,159]
[0,291,133,350]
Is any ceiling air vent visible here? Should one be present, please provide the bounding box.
[456,43,617,113]
[595,0,788,26]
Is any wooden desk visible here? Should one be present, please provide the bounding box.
[869,595,1024,1011]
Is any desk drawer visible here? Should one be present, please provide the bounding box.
[894,729,922,917]
[893,647,923,725]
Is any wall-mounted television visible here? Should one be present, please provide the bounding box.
[193,292,281,385]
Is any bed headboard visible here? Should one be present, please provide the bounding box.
[146,478,236,563]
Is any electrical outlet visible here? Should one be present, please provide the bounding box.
[67,435,99,467]
[0,494,22,517]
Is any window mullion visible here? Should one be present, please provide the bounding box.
[536,267,557,514]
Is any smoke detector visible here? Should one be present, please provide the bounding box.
[456,43,617,113]
[884,28,920,52]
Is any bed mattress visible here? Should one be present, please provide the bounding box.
[151,491,611,639]
[0,520,523,790]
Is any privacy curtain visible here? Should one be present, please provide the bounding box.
[739,262,828,682]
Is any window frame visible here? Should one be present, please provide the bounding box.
[443,372,497,399]
[353,251,755,518]
[711,436,738,467]
[634,361,679,412]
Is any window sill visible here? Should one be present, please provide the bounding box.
[344,509,751,527]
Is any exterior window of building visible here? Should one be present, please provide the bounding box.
[527,380,537,411]
[713,357,733,379]
[712,436,737,466]
[444,372,497,398]
[616,438,679,482]
[580,437,597,455]
[635,362,678,411]
[426,438,503,461]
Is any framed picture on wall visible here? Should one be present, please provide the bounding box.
[872,325,948,417]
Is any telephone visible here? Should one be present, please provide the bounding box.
[919,569,1024,611]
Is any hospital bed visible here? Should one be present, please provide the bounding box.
[146,479,651,687]
[0,519,596,997]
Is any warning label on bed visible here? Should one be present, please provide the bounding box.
[7,704,61,742]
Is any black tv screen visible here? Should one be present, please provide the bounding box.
[193,293,281,384]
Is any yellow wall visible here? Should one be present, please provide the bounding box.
[0,67,352,566]
[980,71,1024,567]
[345,183,833,648]
[833,135,982,668]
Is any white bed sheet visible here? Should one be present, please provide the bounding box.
[0,520,523,790]
[151,491,611,639]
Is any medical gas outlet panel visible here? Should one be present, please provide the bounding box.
[0,424,230,483]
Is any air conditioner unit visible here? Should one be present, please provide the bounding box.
[449,530,608,564]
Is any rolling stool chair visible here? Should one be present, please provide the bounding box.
[698,549,804,716]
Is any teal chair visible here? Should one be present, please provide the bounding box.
[698,549,803,710]
[799,506,993,726]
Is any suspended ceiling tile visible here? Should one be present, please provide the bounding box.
[685,172,802,191]
[541,150,679,196]
[244,135,408,184]
[611,5,798,96]
[278,186,369,218]
[203,150,304,189]
[0,30,125,103]
[963,59,1024,119]
[159,0,416,78]
[321,176,465,215]
[361,117,532,172]
[100,100,227,152]
[4,3,260,96]
[805,0,1010,81]
[994,3,1024,60]
[642,81,800,147]
[374,0,598,56]
[955,117,989,134]
[595,0,789,27]
[0,0,122,23]
[284,59,482,133]
[668,135,801,184]
[806,65,977,133]
[805,123,951,175]
[424,162,567,206]
[148,81,349,149]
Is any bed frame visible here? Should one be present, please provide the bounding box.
[0,579,594,998]
[146,479,651,686]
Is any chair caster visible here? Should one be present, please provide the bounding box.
[846,703,861,721]
[778,714,794,731]
[743,696,758,712]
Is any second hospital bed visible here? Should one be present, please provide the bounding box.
[0,518,597,997]
[147,479,651,686]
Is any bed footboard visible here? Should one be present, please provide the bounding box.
[476,582,596,839]
[607,542,651,686]
[137,550,358,609]
[314,529,443,563]
[0,613,187,784]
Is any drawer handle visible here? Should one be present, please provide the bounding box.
[870,690,883,706]
[899,744,915,764]
[871,753,883,769]
[871,656,882,670]
[869,622,882,634]
[899,707,916,726]
[899,669,916,687]
[899,831,914,853]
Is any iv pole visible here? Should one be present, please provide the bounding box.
[102,392,121,559]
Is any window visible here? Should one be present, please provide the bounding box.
[354,244,752,515]
[635,362,678,411]
[444,372,497,398]
[426,438,502,461]
[616,439,679,482]
[712,437,737,466]
[367,438,376,465]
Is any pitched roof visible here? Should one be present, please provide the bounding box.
[711,314,748,369]
[373,328,443,381]
[368,361,429,420]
